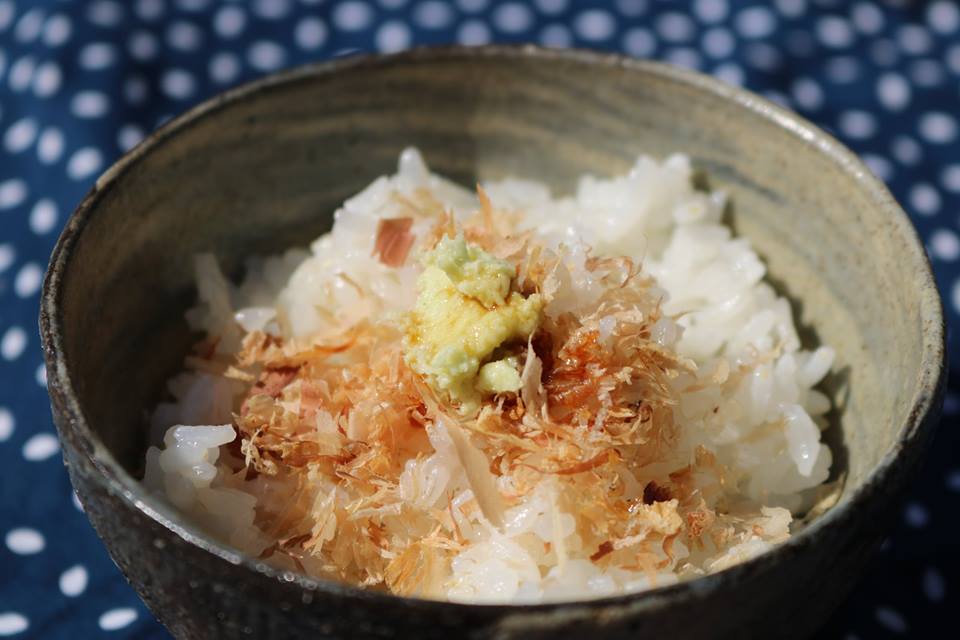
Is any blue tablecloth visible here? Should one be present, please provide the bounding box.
[2,1,958,637]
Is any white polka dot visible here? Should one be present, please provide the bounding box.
[930,229,959,260]
[333,1,374,31]
[817,16,854,48]
[177,0,210,11]
[15,8,46,43]
[892,136,922,166]
[26,59,64,102]
[951,279,960,314]
[702,27,734,58]
[167,21,203,52]
[124,76,149,105]
[67,148,104,181]
[161,68,196,100]
[128,31,159,61]
[8,56,36,92]
[0,245,13,273]
[0,326,27,361]
[375,21,411,53]
[71,91,110,119]
[247,41,287,72]
[910,183,941,215]
[0,407,13,441]
[86,1,125,28]
[0,51,5,82]
[32,61,62,97]
[457,20,490,46]
[0,179,27,210]
[910,59,944,87]
[947,45,960,75]
[927,1,959,34]
[59,565,89,598]
[295,17,327,50]
[4,118,38,154]
[414,1,454,29]
[575,9,616,41]
[493,2,534,33]
[5,528,45,554]
[14,262,43,298]
[851,2,884,35]
[922,567,945,602]
[615,0,648,17]
[457,0,488,12]
[23,433,59,461]
[657,12,695,43]
[209,52,240,84]
[78,43,115,73]
[535,0,567,14]
[667,48,702,71]
[694,0,728,24]
[874,607,908,634]
[539,23,572,48]
[0,613,28,637]
[213,6,246,39]
[0,0,14,31]
[773,0,806,18]
[862,154,893,181]
[876,73,910,111]
[791,77,823,111]
[35,364,46,387]
[826,56,860,83]
[117,124,144,152]
[947,467,960,490]
[919,112,958,144]
[713,62,744,86]
[99,609,138,632]
[745,42,780,71]
[30,199,58,234]
[942,172,960,204]
[37,127,64,164]
[897,24,932,56]
[135,0,165,22]
[735,7,776,39]
[623,27,656,57]
[904,502,930,527]
[253,0,291,20]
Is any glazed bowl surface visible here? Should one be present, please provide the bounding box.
[40,46,944,640]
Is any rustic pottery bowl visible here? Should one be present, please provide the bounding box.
[40,46,944,639]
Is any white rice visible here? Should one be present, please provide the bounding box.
[143,148,834,602]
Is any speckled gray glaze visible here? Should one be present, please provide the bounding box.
[40,46,944,639]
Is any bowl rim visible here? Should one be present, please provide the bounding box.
[40,44,946,614]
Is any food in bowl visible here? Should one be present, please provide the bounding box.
[143,148,835,603]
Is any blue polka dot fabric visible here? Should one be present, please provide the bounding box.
[1,0,958,637]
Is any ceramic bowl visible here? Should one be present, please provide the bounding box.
[40,46,945,639]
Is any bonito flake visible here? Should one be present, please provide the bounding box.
[143,149,835,603]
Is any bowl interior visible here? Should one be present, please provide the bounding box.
[54,49,937,545]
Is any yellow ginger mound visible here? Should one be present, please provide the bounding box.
[403,234,543,412]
